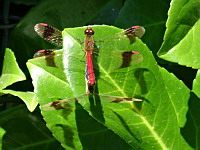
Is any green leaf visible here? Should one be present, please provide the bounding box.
[0,105,64,150]
[192,70,200,98]
[159,67,190,127]
[0,48,37,112]
[27,45,133,150]
[0,48,26,90]
[0,90,37,112]
[28,25,192,149]
[0,128,5,150]
[63,25,192,149]
[158,0,200,68]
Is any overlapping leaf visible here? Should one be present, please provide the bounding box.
[0,49,37,112]
[158,0,200,68]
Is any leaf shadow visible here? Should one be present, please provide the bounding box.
[55,124,75,149]
[74,101,133,150]
[181,92,200,149]
[52,100,133,150]
[133,97,155,116]
[112,111,142,144]
[45,53,56,67]
[127,35,137,44]
[89,86,105,123]
[53,106,76,149]
[134,68,154,95]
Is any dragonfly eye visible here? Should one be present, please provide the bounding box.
[84,28,95,35]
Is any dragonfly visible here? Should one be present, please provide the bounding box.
[33,23,145,110]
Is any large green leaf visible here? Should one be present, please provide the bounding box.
[158,0,200,68]
[27,25,192,149]
[0,105,64,150]
[27,42,133,150]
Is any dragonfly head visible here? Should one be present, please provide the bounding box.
[84,28,95,35]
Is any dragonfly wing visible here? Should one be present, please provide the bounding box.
[91,26,144,73]
[33,49,55,58]
[96,94,142,102]
[93,94,154,116]
[42,92,142,111]
[34,23,63,47]
[94,50,143,73]
[42,99,74,111]
[119,51,143,68]
[125,26,145,39]
[99,26,145,43]
[42,94,87,111]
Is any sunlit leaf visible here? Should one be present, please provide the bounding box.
[0,48,25,90]
[159,67,190,127]
[0,127,5,149]
[158,0,200,68]
[0,90,37,112]
[192,69,200,98]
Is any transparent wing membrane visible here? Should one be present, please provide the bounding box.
[42,93,142,111]
[34,23,62,47]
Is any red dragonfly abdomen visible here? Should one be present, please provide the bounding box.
[85,51,96,90]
